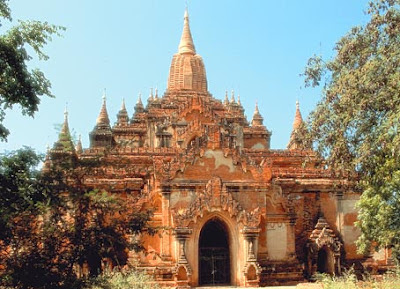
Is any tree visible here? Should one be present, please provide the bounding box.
[0,148,156,288]
[303,0,400,262]
[0,0,64,141]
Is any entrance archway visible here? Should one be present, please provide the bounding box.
[199,218,231,285]
[317,246,334,275]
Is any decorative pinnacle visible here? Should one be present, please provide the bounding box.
[96,92,110,125]
[61,106,70,135]
[292,100,303,130]
[121,98,126,111]
[254,101,260,115]
[237,94,241,106]
[76,134,83,153]
[252,101,264,126]
[231,90,235,103]
[178,8,196,54]
[155,87,158,99]
[224,90,229,105]
[137,93,143,105]
[149,88,154,101]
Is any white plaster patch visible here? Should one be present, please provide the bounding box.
[251,143,265,150]
[341,225,361,244]
[267,223,287,260]
[341,199,358,213]
[204,150,235,172]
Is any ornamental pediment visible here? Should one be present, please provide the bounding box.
[172,177,261,228]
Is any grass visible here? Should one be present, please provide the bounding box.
[315,268,400,289]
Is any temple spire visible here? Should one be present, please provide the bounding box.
[117,98,129,126]
[287,100,305,150]
[252,101,264,126]
[76,134,83,154]
[178,9,196,55]
[137,93,142,105]
[224,91,229,105]
[90,91,112,148]
[230,90,236,104]
[50,108,76,154]
[292,100,303,131]
[121,98,126,111]
[96,92,110,125]
[61,107,70,136]
[134,92,144,114]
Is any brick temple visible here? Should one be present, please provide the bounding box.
[47,9,365,287]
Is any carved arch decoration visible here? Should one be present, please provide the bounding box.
[172,177,261,228]
[172,177,262,287]
[306,216,342,278]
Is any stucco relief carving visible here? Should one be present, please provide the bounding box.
[266,185,290,214]
[173,177,261,228]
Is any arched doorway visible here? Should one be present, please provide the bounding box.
[199,218,231,285]
[317,246,334,275]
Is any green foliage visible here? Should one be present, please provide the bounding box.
[0,147,43,244]
[315,269,358,289]
[0,148,156,288]
[316,268,400,289]
[86,269,160,289]
[303,0,400,261]
[0,0,64,141]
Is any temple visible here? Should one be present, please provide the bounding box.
[47,10,366,287]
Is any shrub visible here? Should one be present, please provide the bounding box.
[85,269,160,289]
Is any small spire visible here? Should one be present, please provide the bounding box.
[252,101,264,126]
[178,8,196,55]
[224,91,229,105]
[287,100,305,150]
[137,93,143,105]
[117,98,129,126]
[254,101,260,115]
[237,94,241,106]
[121,98,126,111]
[230,90,236,104]
[148,88,154,101]
[154,87,158,99]
[134,92,144,114]
[292,100,303,131]
[96,92,110,125]
[76,134,83,154]
[61,106,70,136]
[52,109,75,153]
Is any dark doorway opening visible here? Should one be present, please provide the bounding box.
[199,219,231,286]
[317,247,334,275]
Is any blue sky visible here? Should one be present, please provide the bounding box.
[0,0,369,153]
